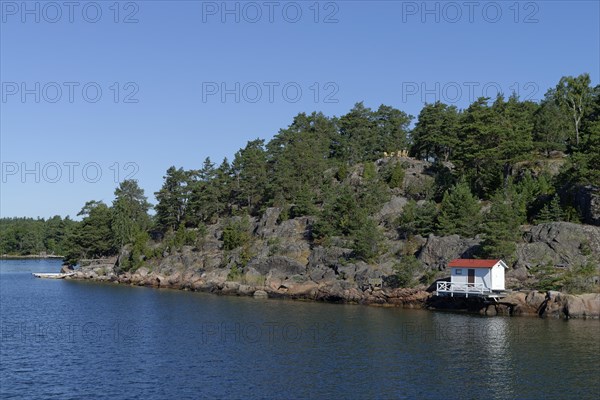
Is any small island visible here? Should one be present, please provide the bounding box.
[4,74,600,319]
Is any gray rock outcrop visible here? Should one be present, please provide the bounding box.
[501,290,600,319]
[573,185,600,226]
[418,234,480,271]
[515,222,600,269]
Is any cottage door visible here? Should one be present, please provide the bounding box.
[468,269,475,286]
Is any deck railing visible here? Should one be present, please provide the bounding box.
[436,281,490,296]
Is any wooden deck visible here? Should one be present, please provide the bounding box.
[436,281,507,299]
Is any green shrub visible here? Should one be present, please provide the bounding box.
[227,264,242,281]
[336,164,349,181]
[562,263,599,294]
[277,206,290,223]
[404,176,435,200]
[530,264,563,291]
[362,162,377,181]
[419,269,438,286]
[120,231,151,272]
[386,162,405,189]
[392,256,421,287]
[353,218,384,262]
[267,237,282,256]
[395,200,438,239]
[222,217,250,250]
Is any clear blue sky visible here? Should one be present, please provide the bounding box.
[1,0,599,219]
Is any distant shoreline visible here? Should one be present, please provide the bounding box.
[0,254,64,260]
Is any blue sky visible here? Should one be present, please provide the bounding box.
[1,0,599,219]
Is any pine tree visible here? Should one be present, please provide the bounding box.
[154,167,191,231]
[353,217,384,261]
[387,162,405,189]
[536,195,564,223]
[494,93,536,181]
[66,201,116,264]
[536,203,553,224]
[188,157,221,225]
[313,185,361,239]
[335,102,376,164]
[411,101,459,161]
[564,119,600,185]
[357,175,390,215]
[334,103,411,163]
[289,184,317,218]
[374,104,412,157]
[480,190,522,261]
[214,158,234,215]
[533,90,570,156]
[112,180,151,247]
[396,200,438,238]
[266,112,336,205]
[232,139,268,212]
[455,97,503,197]
[437,179,481,237]
[454,94,536,197]
[548,196,565,221]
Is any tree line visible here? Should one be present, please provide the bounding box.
[2,74,598,266]
[0,216,77,256]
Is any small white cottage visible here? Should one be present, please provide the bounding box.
[437,259,508,298]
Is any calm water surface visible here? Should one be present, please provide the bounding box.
[1,259,599,399]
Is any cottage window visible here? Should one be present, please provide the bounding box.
[455,269,462,275]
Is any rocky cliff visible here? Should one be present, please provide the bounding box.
[573,185,600,226]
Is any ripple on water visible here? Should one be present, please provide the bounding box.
[1,259,599,399]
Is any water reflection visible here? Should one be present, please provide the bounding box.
[479,318,515,399]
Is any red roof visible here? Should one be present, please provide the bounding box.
[448,259,501,268]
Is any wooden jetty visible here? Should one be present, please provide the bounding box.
[32,272,74,279]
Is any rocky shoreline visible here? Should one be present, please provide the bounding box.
[61,206,600,320]
[66,262,600,320]
[67,263,431,309]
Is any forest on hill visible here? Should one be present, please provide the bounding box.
[2,73,599,291]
